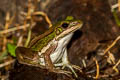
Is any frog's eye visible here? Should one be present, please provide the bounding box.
[61,23,69,28]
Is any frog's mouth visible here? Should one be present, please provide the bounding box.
[55,22,83,40]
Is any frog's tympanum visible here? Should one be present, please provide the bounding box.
[16,16,83,77]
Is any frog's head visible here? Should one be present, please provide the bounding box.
[54,16,83,40]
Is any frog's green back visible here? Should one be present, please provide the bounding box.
[29,27,56,51]
[29,20,63,51]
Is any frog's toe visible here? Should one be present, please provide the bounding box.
[55,62,82,77]
[71,64,82,72]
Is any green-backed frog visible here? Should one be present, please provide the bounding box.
[16,16,83,77]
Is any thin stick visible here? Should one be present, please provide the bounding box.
[93,57,99,79]
[0,59,15,68]
[118,0,120,11]
[113,59,120,73]
[0,23,36,35]
[33,11,52,27]
[2,12,11,51]
[17,35,23,46]
[107,51,115,64]
[104,36,120,55]
[111,3,118,11]
[24,29,31,47]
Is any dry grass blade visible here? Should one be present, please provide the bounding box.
[107,51,115,64]
[0,59,15,68]
[0,23,35,35]
[104,36,120,55]
[2,12,11,51]
[111,3,118,11]
[17,35,23,46]
[109,0,118,11]
[82,59,86,68]
[113,59,120,73]
[93,57,99,79]
[118,0,120,11]
[33,11,52,27]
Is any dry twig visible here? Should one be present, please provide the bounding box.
[0,24,33,35]
[33,11,52,27]
[107,51,115,64]
[118,0,120,11]
[113,59,120,73]
[104,36,120,55]
[93,57,99,79]
[2,12,13,51]
[0,59,15,68]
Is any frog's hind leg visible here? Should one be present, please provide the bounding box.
[54,48,82,77]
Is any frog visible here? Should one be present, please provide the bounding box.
[16,16,83,77]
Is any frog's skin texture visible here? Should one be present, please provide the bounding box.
[16,16,83,77]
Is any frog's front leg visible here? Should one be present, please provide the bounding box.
[43,44,71,76]
[54,48,82,77]
[44,44,56,70]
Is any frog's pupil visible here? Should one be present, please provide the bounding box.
[62,23,69,28]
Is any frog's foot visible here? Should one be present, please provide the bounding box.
[54,49,82,77]
[54,62,82,77]
[49,68,72,77]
